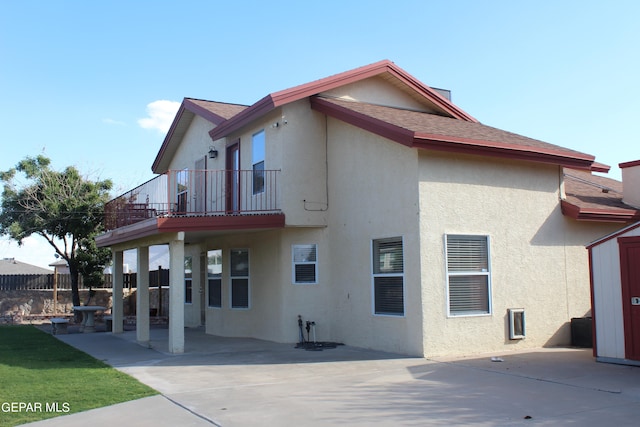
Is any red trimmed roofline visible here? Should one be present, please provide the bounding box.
[183,98,240,125]
[620,160,640,169]
[311,96,595,170]
[414,134,594,170]
[209,60,476,141]
[591,162,611,173]
[152,98,236,172]
[310,96,414,146]
[561,200,640,223]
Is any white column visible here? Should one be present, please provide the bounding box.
[168,233,185,354]
[136,246,150,344]
[112,250,124,334]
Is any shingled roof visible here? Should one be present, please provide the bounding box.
[311,97,595,170]
[0,258,53,275]
[152,98,248,173]
[562,169,640,222]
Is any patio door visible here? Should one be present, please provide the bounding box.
[226,141,240,213]
[620,237,640,361]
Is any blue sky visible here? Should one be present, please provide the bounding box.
[1,1,638,268]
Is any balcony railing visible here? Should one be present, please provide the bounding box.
[105,169,280,230]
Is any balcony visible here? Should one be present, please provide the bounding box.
[104,169,281,232]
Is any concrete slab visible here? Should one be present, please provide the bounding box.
[21,327,640,426]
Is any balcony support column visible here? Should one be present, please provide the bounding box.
[111,250,124,334]
[136,245,150,345]
[168,232,185,354]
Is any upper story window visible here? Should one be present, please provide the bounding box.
[252,130,265,194]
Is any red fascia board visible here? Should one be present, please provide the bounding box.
[620,160,640,169]
[155,99,236,172]
[152,102,190,172]
[591,162,611,173]
[561,200,640,223]
[383,66,477,123]
[209,60,476,141]
[310,97,414,146]
[414,134,595,169]
[269,60,394,106]
[209,95,276,141]
[183,98,231,125]
[157,214,285,232]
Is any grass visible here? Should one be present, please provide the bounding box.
[0,325,158,427]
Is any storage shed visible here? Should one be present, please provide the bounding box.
[588,221,640,365]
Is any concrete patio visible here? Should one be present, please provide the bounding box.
[23,327,640,426]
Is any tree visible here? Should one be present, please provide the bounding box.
[0,155,113,309]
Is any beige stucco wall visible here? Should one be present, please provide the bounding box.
[169,115,216,171]
[418,151,623,357]
[323,119,424,356]
[322,76,436,112]
[203,227,332,344]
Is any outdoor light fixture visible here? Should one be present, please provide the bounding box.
[208,146,218,159]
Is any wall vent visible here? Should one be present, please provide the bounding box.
[508,308,525,340]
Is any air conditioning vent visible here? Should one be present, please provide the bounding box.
[508,308,525,340]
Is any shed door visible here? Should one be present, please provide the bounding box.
[619,237,640,361]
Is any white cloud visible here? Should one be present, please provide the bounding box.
[102,118,126,126]
[137,100,180,133]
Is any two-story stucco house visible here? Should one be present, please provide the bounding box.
[96,60,640,356]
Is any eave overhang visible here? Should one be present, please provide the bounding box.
[209,59,476,142]
[152,99,247,174]
[561,200,640,223]
[310,96,595,170]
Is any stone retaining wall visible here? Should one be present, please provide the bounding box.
[0,288,171,323]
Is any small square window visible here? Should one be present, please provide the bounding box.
[293,244,317,284]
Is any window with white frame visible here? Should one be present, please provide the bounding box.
[252,130,265,194]
[230,249,249,309]
[446,234,491,316]
[207,249,222,308]
[372,237,404,316]
[292,244,317,284]
[184,256,192,304]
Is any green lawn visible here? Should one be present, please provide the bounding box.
[0,325,158,427]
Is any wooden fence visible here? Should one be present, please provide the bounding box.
[0,269,170,291]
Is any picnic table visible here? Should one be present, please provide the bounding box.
[73,306,107,333]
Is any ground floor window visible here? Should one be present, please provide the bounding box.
[184,256,192,304]
[372,237,404,316]
[207,249,222,308]
[292,244,317,284]
[230,249,249,309]
[445,234,491,316]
